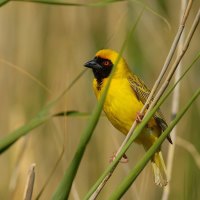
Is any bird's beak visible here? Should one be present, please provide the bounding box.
[84,59,101,70]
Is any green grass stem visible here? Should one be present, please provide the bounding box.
[51,9,144,200]
[84,52,200,199]
[109,87,200,199]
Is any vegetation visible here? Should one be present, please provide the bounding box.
[0,0,199,199]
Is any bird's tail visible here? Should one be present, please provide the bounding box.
[151,151,168,187]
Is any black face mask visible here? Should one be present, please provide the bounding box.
[84,56,113,83]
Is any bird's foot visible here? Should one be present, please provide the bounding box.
[136,112,144,123]
[109,152,128,163]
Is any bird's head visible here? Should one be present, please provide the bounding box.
[84,49,129,82]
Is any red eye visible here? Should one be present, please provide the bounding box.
[103,60,110,67]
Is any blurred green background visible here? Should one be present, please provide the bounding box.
[0,0,199,199]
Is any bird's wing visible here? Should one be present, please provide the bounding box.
[127,73,172,144]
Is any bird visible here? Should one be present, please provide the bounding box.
[84,49,172,187]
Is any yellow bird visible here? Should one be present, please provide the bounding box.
[84,49,172,187]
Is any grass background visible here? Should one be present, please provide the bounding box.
[0,0,199,199]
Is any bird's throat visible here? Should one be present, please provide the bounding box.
[92,69,103,90]
[95,78,102,91]
[92,66,112,91]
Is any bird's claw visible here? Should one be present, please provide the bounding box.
[109,152,129,163]
[136,112,144,123]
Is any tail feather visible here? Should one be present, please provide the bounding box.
[151,151,168,187]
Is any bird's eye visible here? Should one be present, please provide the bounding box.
[103,60,111,67]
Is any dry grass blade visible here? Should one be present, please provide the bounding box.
[161,1,187,199]
[23,163,36,200]
[151,7,200,108]
[108,88,200,199]
[116,0,194,156]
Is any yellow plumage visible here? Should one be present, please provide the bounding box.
[84,49,171,187]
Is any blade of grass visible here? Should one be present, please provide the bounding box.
[12,0,125,7]
[53,111,90,117]
[114,0,194,164]
[0,114,51,154]
[162,1,187,199]
[84,52,200,200]
[0,0,9,6]
[51,8,144,200]
[109,87,200,200]
[0,69,86,154]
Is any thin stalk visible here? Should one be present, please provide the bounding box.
[23,164,36,200]
[0,69,86,154]
[109,88,200,200]
[12,0,125,7]
[51,9,144,200]
[116,0,193,156]
[84,52,200,200]
[147,7,200,115]
[162,1,187,199]
[87,3,198,199]
[87,11,144,200]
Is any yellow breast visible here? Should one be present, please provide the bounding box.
[93,77,144,135]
